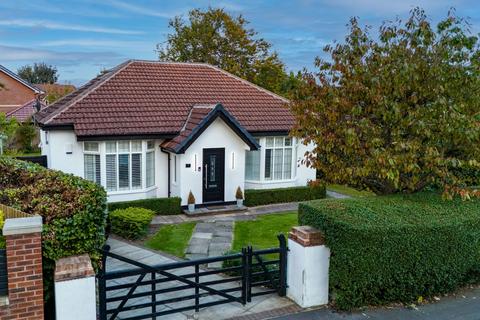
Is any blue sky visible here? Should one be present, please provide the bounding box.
[1,0,478,86]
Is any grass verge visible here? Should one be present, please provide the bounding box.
[144,222,196,258]
[327,184,375,197]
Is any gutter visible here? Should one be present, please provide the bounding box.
[160,148,171,198]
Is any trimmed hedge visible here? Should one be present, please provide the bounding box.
[299,193,480,310]
[0,157,107,301]
[244,183,326,207]
[110,207,154,240]
[108,197,181,215]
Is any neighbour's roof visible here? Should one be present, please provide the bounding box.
[35,60,293,138]
[6,99,46,122]
[0,65,44,94]
[161,104,260,153]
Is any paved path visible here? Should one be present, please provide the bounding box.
[185,219,235,268]
[272,288,480,320]
[151,202,299,225]
[105,237,296,320]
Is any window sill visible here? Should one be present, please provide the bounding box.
[107,186,157,195]
[245,178,297,184]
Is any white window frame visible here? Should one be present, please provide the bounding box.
[146,141,155,188]
[83,142,101,185]
[245,136,296,183]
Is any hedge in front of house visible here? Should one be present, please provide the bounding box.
[298,193,480,310]
[244,183,326,207]
[108,197,182,215]
[0,157,107,301]
[109,207,154,240]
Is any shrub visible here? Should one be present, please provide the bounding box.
[299,193,480,310]
[109,207,154,240]
[0,210,5,249]
[108,197,181,215]
[244,183,326,206]
[236,187,243,200]
[188,191,195,205]
[0,157,107,301]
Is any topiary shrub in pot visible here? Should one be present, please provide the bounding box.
[187,191,195,213]
[235,186,244,207]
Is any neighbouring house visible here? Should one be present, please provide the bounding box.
[0,65,44,115]
[35,60,316,205]
[6,99,46,122]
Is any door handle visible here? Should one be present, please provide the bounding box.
[204,164,208,189]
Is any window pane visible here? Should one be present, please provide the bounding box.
[275,137,283,147]
[118,154,130,189]
[146,151,155,187]
[283,148,292,179]
[265,149,273,179]
[131,141,142,152]
[84,154,100,184]
[106,154,117,191]
[118,141,129,152]
[274,149,283,180]
[132,153,142,189]
[84,142,99,152]
[284,137,292,146]
[106,142,116,153]
[266,137,274,148]
[245,150,260,180]
[147,141,155,150]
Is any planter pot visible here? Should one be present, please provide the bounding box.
[188,204,195,212]
[237,199,243,207]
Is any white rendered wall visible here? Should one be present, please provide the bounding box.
[40,130,168,203]
[244,137,316,190]
[178,118,248,206]
[55,276,96,320]
[287,239,330,308]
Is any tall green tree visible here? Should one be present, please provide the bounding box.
[291,8,480,198]
[17,63,58,84]
[158,8,289,95]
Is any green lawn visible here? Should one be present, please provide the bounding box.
[232,212,298,251]
[327,184,375,198]
[144,222,196,258]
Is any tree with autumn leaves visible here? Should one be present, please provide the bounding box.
[291,8,480,198]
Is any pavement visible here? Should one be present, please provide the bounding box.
[105,237,297,320]
[272,290,480,320]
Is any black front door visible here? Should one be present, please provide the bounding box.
[203,148,225,203]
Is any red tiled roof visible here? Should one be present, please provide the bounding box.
[35,60,292,137]
[6,99,46,122]
[161,104,260,153]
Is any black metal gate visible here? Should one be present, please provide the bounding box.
[97,235,287,320]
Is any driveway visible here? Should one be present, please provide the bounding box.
[105,237,298,320]
[273,287,480,320]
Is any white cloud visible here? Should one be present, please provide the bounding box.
[0,19,143,35]
[103,0,182,18]
[0,44,123,65]
[320,0,459,15]
[39,39,152,49]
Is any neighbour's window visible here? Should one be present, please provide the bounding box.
[146,141,155,188]
[265,137,293,180]
[83,142,100,185]
[245,139,260,180]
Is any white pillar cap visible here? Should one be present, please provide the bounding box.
[3,216,42,236]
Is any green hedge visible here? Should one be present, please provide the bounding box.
[299,193,480,310]
[108,197,181,215]
[110,207,154,240]
[244,184,326,207]
[0,157,107,301]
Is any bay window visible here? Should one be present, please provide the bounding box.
[83,142,100,185]
[84,140,155,193]
[245,136,295,182]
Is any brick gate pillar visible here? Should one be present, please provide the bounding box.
[0,216,44,320]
